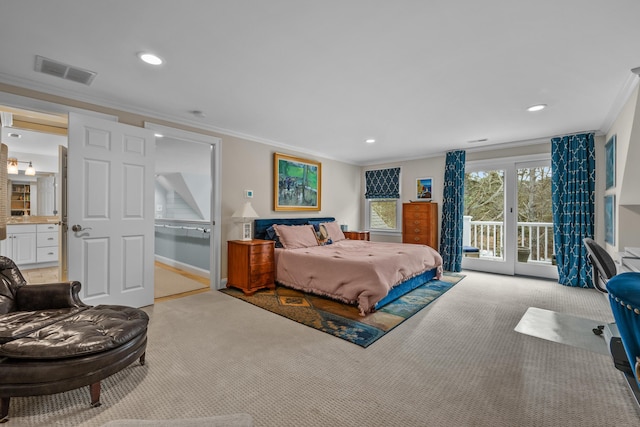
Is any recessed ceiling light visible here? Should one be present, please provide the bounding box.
[365,139,376,144]
[527,104,547,112]
[8,133,21,138]
[138,52,163,65]
[467,138,488,144]
[189,110,206,118]
[154,133,164,138]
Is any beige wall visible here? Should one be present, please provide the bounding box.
[603,85,640,251]
[220,134,360,275]
[0,83,361,280]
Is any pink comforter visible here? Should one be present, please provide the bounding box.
[274,240,443,315]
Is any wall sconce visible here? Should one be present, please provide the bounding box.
[7,158,18,175]
[231,202,259,241]
[7,157,36,176]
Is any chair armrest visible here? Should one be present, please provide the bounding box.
[15,281,86,311]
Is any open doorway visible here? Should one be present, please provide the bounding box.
[146,123,222,301]
[0,106,67,283]
[153,135,212,300]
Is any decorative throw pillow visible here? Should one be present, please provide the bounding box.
[321,221,346,242]
[265,226,283,248]
[272,224,319,249]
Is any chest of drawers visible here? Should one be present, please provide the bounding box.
[402,202,438,249]
[227,239,276,295]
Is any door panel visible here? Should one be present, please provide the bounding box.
[68,113,155,307]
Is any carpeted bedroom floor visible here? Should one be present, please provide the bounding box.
[7,271,640,426]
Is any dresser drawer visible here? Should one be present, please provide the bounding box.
[404,234,430,245]
[37,232,59,247]
[37,246,59,262]
[250,247,274,265]
[403,210,428,221]
[37,223,59,232]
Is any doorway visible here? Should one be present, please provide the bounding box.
[462,155,558,280]
[0,94,222,300]
[0,105,67,280]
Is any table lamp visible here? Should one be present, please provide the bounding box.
[232,202,259,240]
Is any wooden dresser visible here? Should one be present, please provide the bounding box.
[402,202,438,249]
[227,239,275,295]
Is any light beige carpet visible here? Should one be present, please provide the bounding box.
[154,266,207,298]
[5,271,640,426]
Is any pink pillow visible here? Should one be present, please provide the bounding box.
[272,224,319,249]
[321,221,346,242]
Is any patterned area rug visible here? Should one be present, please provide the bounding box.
[220,273,464,347]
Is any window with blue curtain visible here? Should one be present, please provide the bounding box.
[365,167,401,231]
[551,132,595,287]
[365,167,401,199]
[440,150,466,272]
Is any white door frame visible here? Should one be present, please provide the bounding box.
[462,154,558,280]
[144,123,222,290]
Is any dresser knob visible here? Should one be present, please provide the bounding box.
[414,237,420,242]
[414,228,421,233]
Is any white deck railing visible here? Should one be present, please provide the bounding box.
[468,220,554,263]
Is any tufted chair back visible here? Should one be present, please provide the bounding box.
[0,256,28,315]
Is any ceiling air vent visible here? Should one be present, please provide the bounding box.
[35,55,97,86]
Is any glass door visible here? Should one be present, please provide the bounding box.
[462,156,558,279]
[463,165,515,275]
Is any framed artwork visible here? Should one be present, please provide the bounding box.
[274,152,321,211]
[416,177,433,201]
[605,135,616,189]
[604,194,615,245]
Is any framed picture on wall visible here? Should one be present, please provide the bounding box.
[605,135,616,189]
[274,152,321,211]
[416,177,433,201]
[604,194,615,245]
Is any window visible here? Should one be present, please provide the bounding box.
[364,167,401,232]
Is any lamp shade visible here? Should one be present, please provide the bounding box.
[232,202,259,220]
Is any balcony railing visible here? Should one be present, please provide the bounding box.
[467,220,554,264]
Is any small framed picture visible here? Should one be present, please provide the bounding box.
[416,177,433,201]
[604,194,615,245]
[605,135,616,189]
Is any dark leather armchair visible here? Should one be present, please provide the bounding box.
[0,256,149,423]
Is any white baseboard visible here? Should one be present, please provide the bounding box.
[154,255,209,279]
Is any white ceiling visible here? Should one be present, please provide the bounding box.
[0,1,639,165]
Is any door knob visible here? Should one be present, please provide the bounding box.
[71,224,92,232]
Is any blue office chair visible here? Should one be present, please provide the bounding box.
[607,272,640,394]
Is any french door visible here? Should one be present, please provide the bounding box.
[462,155,558,279]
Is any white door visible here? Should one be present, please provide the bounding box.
[68,113,156,307]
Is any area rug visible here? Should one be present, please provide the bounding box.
[220,272,464,347]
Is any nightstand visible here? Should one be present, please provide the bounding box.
[227,239,275,295]
[343,231,370,241]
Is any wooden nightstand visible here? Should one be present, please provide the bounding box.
[343,231,370,241]
[227,239,275,295]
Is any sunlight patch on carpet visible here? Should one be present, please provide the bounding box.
[220,273,464,347]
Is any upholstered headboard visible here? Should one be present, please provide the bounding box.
[254,217,335,240]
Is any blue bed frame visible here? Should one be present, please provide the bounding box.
[253,217,439,311]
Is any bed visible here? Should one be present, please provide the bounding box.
[255,218,443,315]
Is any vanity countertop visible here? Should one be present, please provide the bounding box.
[7,216,60,225]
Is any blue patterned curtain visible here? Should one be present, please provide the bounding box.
[551,133,595,287]
[440,150,466,272]
[365,167,400,199]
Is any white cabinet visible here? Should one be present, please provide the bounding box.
[36,224,59,263]
[2,225,37,265]
[1,223,60,267]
